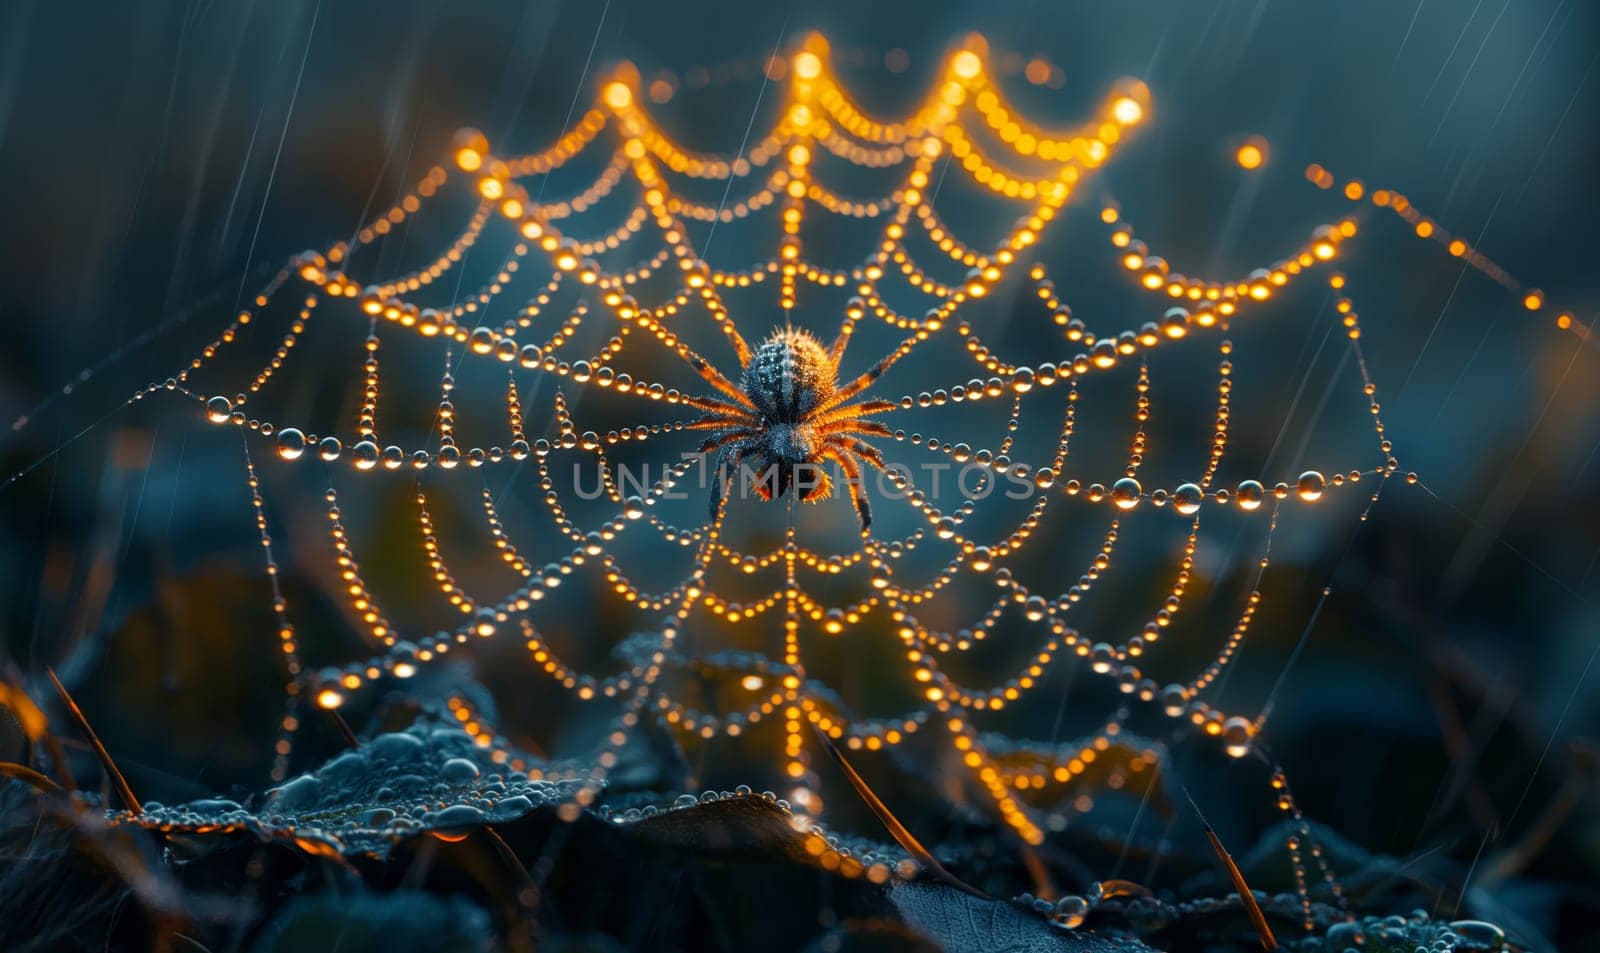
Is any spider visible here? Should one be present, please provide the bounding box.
[678,318,905,530]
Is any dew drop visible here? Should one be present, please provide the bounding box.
[276,428,306,461]
[441,758,481,783]
[1222,716,1253,758]
[1296,469,1326,502]
[1090,642,1116,674]
[1172,483,1203,515]
[468,326,496,355]
[351,440,380,470]
[205,395,233,423]
[1054,895,1088,929]
[1160,683,1188,717]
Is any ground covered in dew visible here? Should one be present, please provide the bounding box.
[0,674,1534,953]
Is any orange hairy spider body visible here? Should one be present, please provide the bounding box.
[682,318,903,529]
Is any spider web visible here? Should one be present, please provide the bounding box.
[17,31,1579,932]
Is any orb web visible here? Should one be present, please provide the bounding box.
[23,31,1580,935]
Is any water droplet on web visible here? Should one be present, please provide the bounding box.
[351,440,380,470]
[1297,469,1325,502]
[276,427,306,461]
[1172,483,1203,515]
[206,395,232,423]
[1223,716,1253,758]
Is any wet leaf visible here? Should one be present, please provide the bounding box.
[889,882,1157,952]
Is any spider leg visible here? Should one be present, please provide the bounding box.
[695,430,750,456]
[708,442,749,522]
[822,446,871,529]
[827,311,858,365]
[680,413,758,431]
[678,393,759,417]
[816,398,897,424]
[818,419,893,440]
[817,335,916,415]
[846,439,887,471]
[723,314,753,368]
[795,461,833,503]
[745,457,779,501]
[682,350,756,409]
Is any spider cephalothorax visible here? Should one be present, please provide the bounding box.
[681,323,903,529]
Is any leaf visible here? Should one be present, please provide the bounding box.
[889,882,1157,953]
[128,716,585,857]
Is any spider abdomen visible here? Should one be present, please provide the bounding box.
[701,323,889,529]
[741,328,836,423]
[758,422,821,463]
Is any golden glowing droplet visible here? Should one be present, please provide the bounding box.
[452,127,487,166]
[1522,289,1544,311]
[1172,483,1203,516]
[793,51,822,80]
[603,81,632,109]
[951,50,982,80]
[205,395,233,424]
[469,326,496,355]
[276,428,306,461]
[1235,138,1265,170]
[1111,477,1142,511]
[1222,716,1252,758]
[351,440,379,471]
[315,688,344,710]
[1235,480,1265,511]
[1296,470,1326,502]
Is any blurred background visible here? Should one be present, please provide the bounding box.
[0,0,1597,948]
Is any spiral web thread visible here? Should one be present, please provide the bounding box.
[79,32,1580,923]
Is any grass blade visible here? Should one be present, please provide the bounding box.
[0,760,68,797]
[812,724,988,898]
[1185,786,1277,951]
[47,667,141,813]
